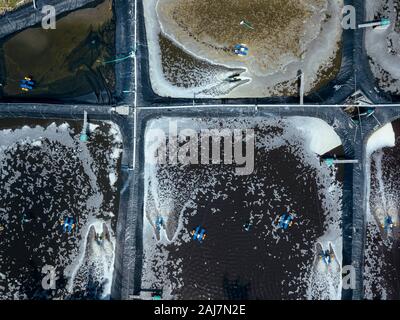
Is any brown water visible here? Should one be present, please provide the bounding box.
[158,32,342,97]
[159,34,249,95]
[158,0,326,74]
[159,34,244,88]
[154,0,342,97]
[0,0,115,102]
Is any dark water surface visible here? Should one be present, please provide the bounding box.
[0,118,121,299]
[365,119,400,300]
[0,0,115,104]
[143,120,344,299]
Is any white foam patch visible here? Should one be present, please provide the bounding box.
[89,123,100,133]
[67,220,116,299]
[288,117,342,155]
[366,123,395,158]
[109,172,117,187]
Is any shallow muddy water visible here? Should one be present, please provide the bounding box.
[0,0,115,103]
[144,0,343,98]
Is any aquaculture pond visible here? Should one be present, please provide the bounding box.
[0,118,123,299]
[0,0,116,104]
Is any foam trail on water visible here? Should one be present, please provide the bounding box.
[375,151,387,212]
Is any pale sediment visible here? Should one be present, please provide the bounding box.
[0,0,31,15]
[157,0,326,76]
[365,0,400,95]
[159,34,249,96]
[144,0,344,98]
